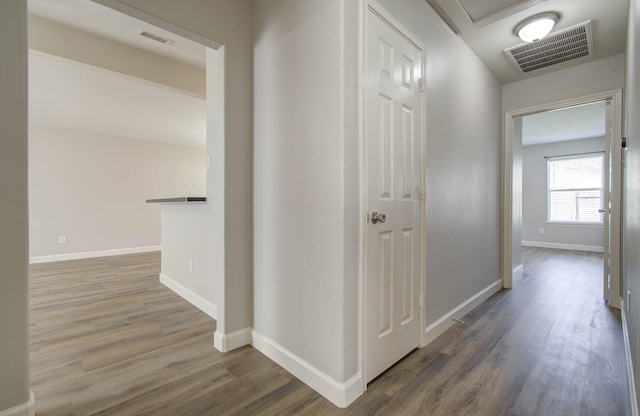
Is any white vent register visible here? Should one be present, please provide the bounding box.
[505,21,594,74]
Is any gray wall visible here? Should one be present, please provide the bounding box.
[522,137,605,249]
[377,0,503,326]
[624,0,640,407]
[252,0,356,383]
[29,125,205,259]
[0,1,30,412]
[252,0,502,399]
[503,54,625,113]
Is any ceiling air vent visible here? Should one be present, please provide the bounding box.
[139,30,174,45]
[505,21,593,74]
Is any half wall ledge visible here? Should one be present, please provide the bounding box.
[146,197,207,204]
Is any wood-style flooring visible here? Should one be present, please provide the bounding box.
[30,248,631,415]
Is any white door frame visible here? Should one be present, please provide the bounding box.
[360,0,427,387]
[502,89,623,308]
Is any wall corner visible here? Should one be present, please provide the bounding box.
[0,392,35,416]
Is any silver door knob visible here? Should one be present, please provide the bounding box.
[371,212,386,224]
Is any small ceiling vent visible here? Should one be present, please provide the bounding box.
[139,30,174,45]
[505,21,594,74]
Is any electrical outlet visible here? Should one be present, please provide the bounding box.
[58,235,66,244]
[188,259,193,272]
[538,227,545,234]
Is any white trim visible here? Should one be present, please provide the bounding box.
[213,327,251,353]
[522,240,603,253]
[356,0,367,397]
[0,392,35,416]
[366,0,424,50]
[513,264,523,280]
[29,245,161,264]
[252,330,364,408]
[159,273,217,319]
[424,279,502,346]
[622,301,639,416]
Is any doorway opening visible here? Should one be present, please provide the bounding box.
[27,0,229,352]
[503,90,623,309]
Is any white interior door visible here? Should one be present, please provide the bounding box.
[365,7,424,383]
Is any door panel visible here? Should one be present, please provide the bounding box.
[378,231,393,336]
[365,8,423,383]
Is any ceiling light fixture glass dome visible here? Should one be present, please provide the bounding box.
[515,12,560,43]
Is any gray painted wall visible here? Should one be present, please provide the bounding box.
[503,54,625,113]
[252,0,356,383]
[522,137,605,249]
[377,0,503,326]
[28,125,205,259]
[0,1,30,412]
[252,0,502,397]
[624,0,640,407]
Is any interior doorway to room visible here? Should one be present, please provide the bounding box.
[26,2,235,411]
[26,0,219,262]
[27,0,228,359]
[504,91,623,309]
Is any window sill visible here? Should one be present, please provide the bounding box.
[545,221,604,228]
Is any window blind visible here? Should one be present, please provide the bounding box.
[547,154,603,223]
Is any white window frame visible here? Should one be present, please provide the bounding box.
[546,152,604,225]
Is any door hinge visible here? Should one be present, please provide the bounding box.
[419,186,426,200]
[418,78,425,92]
[418,293,424,308]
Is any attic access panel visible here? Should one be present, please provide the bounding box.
[505,21,594,74]
[458,0,534,22]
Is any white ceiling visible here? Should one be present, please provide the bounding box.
[426,0,628,83]
[521,101,605,146]
[29,0,205,68]
[29,51,206,148]
[25,0,621,150]
[27,0,206,148]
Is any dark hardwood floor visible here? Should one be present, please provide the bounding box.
[30,248,630,415]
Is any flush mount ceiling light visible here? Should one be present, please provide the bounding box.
[514,12,560,43]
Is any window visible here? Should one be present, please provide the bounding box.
[547,153,603,223]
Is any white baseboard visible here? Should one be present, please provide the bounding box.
[213,327,252,353]
[0,391,35,416]
[622,301,639,416]
[423,279,502,346]
[522,241,603,253]
[251,330,364,408]
[513,264,523,279]
[29,245,161,264]
[159,273,217,319]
